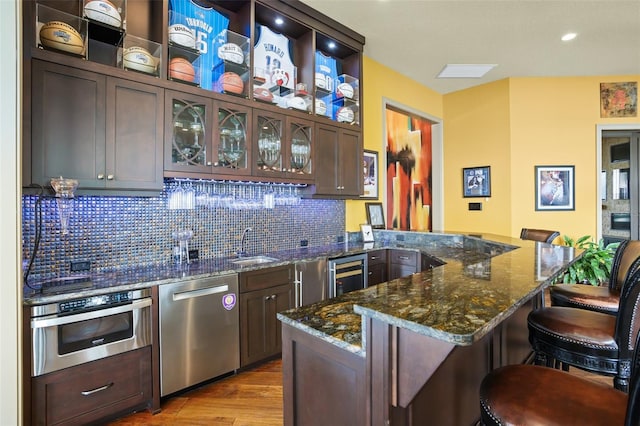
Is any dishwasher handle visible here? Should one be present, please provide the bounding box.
[172,284,229,301]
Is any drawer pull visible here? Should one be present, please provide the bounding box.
[399,256,410,260]
[81,382,113,396]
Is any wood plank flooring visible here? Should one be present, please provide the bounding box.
[109,359,283,426]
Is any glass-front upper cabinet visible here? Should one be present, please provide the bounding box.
[164,90,213,174]
[287,117,313,182]
[213,101,251,176]
[254,110,284,177]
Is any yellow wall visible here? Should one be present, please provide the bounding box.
[345,56,443,231]
[442,79,512,235]
[348,57,640,241]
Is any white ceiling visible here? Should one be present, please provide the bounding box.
[301,0,640,94]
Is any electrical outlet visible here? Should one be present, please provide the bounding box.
[469,202,482,211]
[300,239,309,247]
[396,234,405,241]
[188,249,199,260]
[337,235,345,243]
[70,260,91,272]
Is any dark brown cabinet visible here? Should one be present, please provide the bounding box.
[31,346,152,425]
[367,249,388,286]
[389,249,420,280]
[30,59,164,191]
[239,265,293,367]
[312,124,362,197]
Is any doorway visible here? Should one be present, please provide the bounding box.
[598,124,640,243]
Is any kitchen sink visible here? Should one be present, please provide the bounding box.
[230,255,278,266]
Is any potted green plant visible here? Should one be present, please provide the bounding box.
[559,235,620,285]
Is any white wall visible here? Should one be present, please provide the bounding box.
[1,0,22,424]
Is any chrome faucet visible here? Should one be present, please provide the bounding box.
[237,227,252,257]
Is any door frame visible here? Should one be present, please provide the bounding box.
[596,123,640,240]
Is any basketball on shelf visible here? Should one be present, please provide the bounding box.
[169,57,196,83]
[83,0,122,28]
[217,43,244,65]
[336,106,355,123]
[39,21,84,55]
[287,96,307,111]
[168,24,196,49]
[315,99,327,116]
[253,87,274,103]
[219,72,243,94]
[335,82,354,99]
[122,46,157,75]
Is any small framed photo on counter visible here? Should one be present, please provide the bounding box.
[360,224,374,242]
[365,202,386,229]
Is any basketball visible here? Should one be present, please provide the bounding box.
[287,96,308,111]
[39,21,84,55]
[217,43,244,65]
[84,0,122,28]
[253,87,274,103]
[219,72,244,94]
[336,106,355,123]
[315,99,327,116]
[336,82,355,99]
[169,57,196,83]
[123,46,157,75]
[168,24,196,49]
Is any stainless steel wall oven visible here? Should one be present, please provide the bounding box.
[30,289,152,376]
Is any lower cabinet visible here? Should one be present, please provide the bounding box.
[31,346,152,426]
[367,249,388,286]
[389,249,420,280]
[239,265,294,367]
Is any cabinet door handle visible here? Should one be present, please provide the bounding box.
[81,382,114,396]
[399,256,410,260]
[97,174,105,180]
[207,161,212,166]
[107,174,114,180]
[371,256,378,260]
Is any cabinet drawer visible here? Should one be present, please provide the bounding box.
[367,249,387,266]
[239,264,293,293]
[32,346,152,426]
[389,250,418,266]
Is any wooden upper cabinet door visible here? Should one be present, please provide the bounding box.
[106,78,164,191]
[31,60,106,189]
[338,128,362,196]
[314,124,341,195]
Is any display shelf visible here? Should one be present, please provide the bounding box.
[82,0,126,30]
[118,34,161,77]
[36,3,88,59]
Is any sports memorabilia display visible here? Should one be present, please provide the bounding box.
[169,56,196,82]
[83,0,122,28]
[169,0,230,89]
[122,46,157,74]
[315,51,337,92]
[168,23,196,49]
[254,24,296,90]
[39,21,84,55]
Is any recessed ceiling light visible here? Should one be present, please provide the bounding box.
[437,64,497,79]
[328,42,336,49]
[561,32,577,41]
[275,17,284,25]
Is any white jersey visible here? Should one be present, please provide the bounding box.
[253,25,296,90]
[169,0,229,90]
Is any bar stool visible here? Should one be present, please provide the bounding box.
[550,240,640,315]
[520,228,560,244]
[527,266,640,391]
[479,331,640,426]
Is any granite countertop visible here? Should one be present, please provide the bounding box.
[277,232,579,356]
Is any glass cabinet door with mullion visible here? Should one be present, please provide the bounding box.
[254,110,284,177]
[164,91,213,174]
[214,101,251,176]
[286,117,314,182]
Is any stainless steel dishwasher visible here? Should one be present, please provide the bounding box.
[159,274,239,396]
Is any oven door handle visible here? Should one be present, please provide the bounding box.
[31,298,152,329]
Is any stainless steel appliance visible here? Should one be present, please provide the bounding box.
[294,259,327,307]
[30,289,152,376]
[159,274,240,396]
[328,253,368,298]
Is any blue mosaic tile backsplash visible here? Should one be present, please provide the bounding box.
[22,180,345,280]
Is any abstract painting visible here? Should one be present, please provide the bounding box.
[385,106,433,231]
[600,82,637,118]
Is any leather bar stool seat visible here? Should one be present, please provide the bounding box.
[520,228,560,243]
[550,240,640,316]
[528,266,640,392]
[480,329,640,426]
[479,364,628,426]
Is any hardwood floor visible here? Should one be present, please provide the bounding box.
[109,359,283,426]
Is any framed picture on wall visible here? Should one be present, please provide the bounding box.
[535,165,575,211]
[361,150,379,199]
[463,166,491,197]
[365,202,386,229]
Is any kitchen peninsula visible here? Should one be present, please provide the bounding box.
[277,232,578,426]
